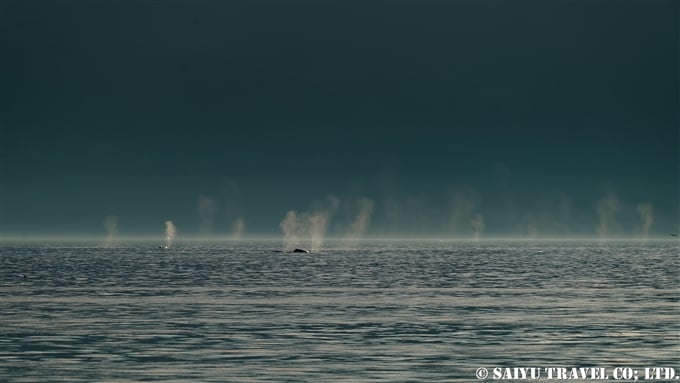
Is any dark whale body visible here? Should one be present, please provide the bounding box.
[272,248,311,253]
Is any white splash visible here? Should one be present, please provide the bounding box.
[164,220,177,248]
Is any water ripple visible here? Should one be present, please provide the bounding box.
[1,240,678,381]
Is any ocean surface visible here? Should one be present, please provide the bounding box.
[1,240,678,382]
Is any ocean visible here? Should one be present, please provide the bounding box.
[1,240,678,382]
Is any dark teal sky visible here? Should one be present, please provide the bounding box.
[1,0,678,239]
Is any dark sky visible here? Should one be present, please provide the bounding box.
[1,0,678,239]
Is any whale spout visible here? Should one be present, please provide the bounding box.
[272,248,311,253]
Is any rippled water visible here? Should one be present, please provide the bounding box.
[1,240,678,382]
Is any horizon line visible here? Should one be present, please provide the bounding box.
[1,235,678,243]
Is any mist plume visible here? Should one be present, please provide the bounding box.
[102,215,119,247]
[197,194,219,235]
[471,214,485,240]
[637,203,654,240]
[597,194,620,239]
[164,220,177,248]
[308,214,328,252]
[279,195,339,252]
[382,195,430,235]
[524,214,540,239]
[448,189,482,239]
[280,210,301,251]
[345,197,375,245]
[231,217,245,239]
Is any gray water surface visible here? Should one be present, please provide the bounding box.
[1,240,678,382]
